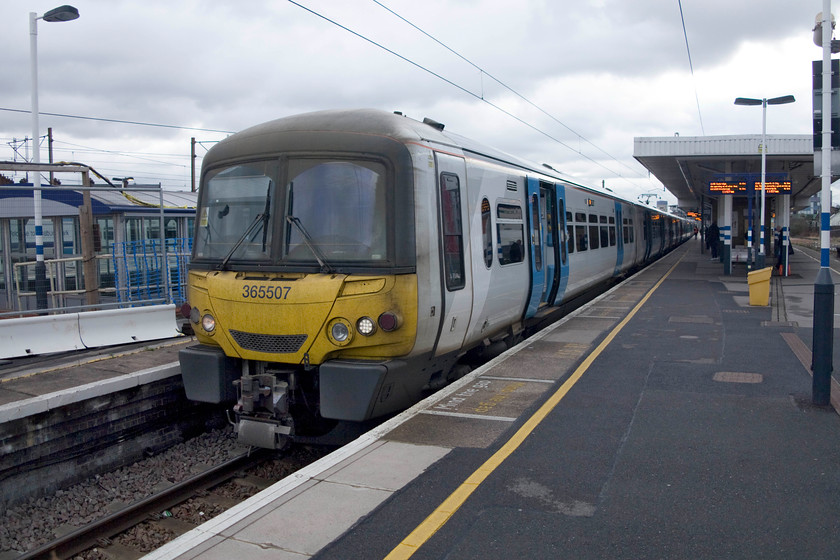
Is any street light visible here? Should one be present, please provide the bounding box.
[812,4,834,407]
[734,94,796,269]
[30,5,80,310]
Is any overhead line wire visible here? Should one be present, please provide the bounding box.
[287,0,629,182]
[677,0,705,135]
[0,107,234,135]
[372,0,645,179]
[52,140,186,168]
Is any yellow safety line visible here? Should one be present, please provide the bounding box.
[384,249,686,560]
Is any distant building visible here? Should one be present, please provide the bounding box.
[0,184,196,312]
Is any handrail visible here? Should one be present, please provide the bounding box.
[11,243,191,314]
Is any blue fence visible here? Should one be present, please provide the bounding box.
[111,238,192,304]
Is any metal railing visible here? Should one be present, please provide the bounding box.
[111,238,192,305]
[10,238,192,316]
[13,254,115,313]
[0,182,193,316]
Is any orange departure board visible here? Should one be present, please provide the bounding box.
[708,181,747,194]
[760,181,791,194]
[707,180,791,195]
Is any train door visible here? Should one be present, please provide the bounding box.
[433,152,473,357]
[643,211,653,261]
[549,184,570,305]
[524,178,561,318]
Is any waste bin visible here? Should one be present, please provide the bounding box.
[747,266,772,306]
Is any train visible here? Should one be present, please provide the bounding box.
[178,108,692,449]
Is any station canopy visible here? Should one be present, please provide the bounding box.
[634,134,817,211]
[0,183,196,218]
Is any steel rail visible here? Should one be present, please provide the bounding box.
[16,448,270,560]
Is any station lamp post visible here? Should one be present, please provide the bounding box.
[812,2,835,407]
[734,95,796,270]
[30,5,80,310]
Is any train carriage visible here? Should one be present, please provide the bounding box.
[179,109,690,449]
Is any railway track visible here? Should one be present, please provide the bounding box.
[17,449,270,560]
[13,443,332,560]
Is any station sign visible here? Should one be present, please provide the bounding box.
[706,173,791,196]
[708,181,747,194]
[760,181,792,194]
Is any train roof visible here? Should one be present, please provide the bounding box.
[210,108,566,178]
[206,109,449,163]
[208,109,684,219]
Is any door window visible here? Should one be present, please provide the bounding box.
[440,173,465,290]
[531,193,542,271]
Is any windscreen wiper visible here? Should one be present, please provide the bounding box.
[285,215,334,274]
[261,185,271,252]
[218,212,267,270]
[218,183,272,270]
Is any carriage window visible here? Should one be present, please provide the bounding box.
[588,214,600,250]
[575,223,588,251]
[498,224,524,264]
[608,216,616,247]
[498,204,522,220]
[440,173,465,290]
[497,203,524,265]
[599,215,609,248]
[481,198,493,268]
[531,194,542,271]
[567,224,575,254]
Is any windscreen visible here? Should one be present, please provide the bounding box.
[193,158,388,268]
[285,160,387,262]
[195,161,276,262]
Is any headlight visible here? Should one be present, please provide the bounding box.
[356,316,376,336]
[328,318,352,346]
[201,314,216,333]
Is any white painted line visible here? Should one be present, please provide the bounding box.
[420,410,516,422]
[480,375,555,384]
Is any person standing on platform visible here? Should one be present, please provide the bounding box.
[708,222,720,259]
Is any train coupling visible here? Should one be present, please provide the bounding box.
[233,373,293,449]
[236,418,291,449]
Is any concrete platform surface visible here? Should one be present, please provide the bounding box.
[142,241,840,560]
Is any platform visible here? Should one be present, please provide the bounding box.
[133,239,840,560]
[0,338,188,411]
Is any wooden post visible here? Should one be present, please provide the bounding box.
[79,171,99,306]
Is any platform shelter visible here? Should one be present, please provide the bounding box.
[634,134,817,275]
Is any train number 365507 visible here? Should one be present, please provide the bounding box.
[241,284,292,300]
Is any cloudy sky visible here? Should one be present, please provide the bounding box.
[0,0,823,205]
